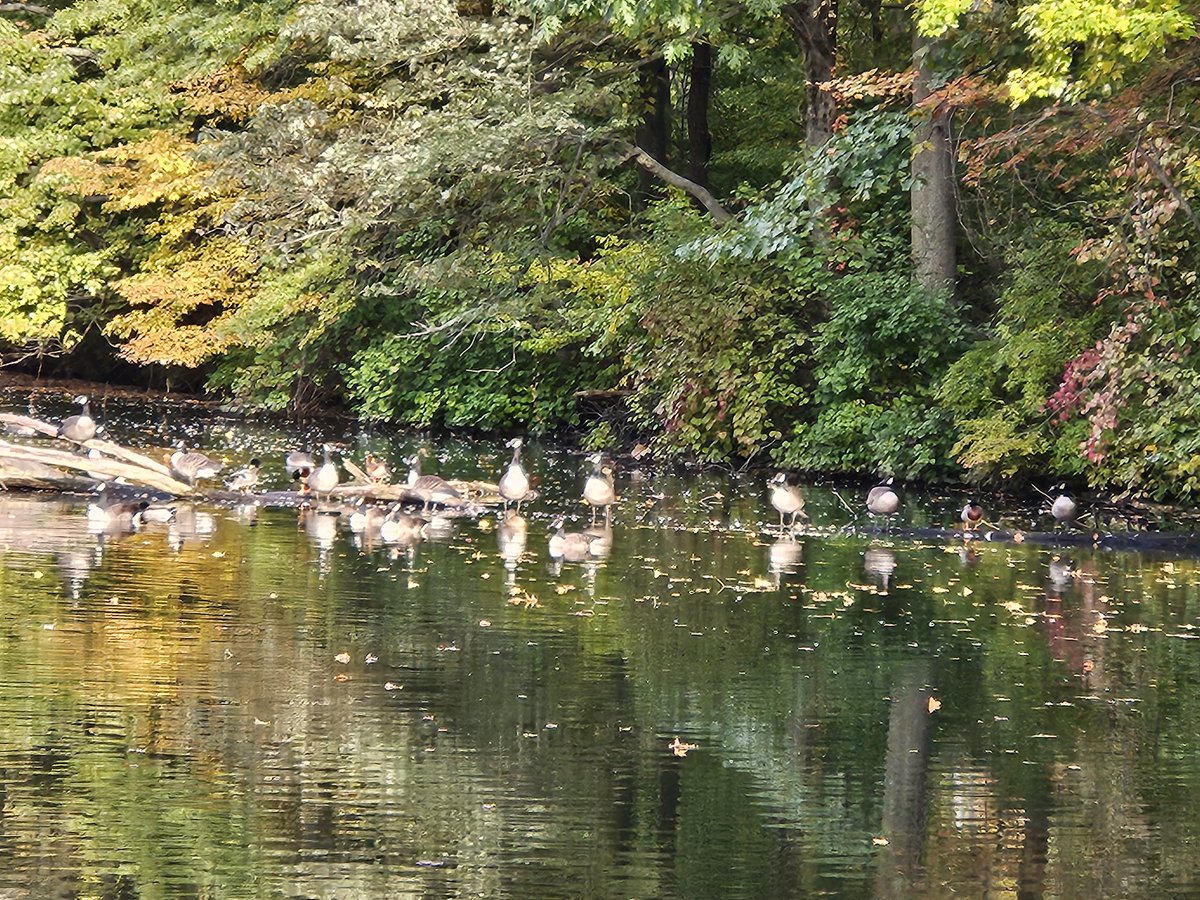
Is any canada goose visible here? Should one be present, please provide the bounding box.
[866,477,900,528]
[1050,485,1077,526]
[499,437,531,511]
[548,515,594,562]
[364,453,391,484]
[583,454,616,524]
[405,454,461,509]
[307,445,339,499]
[380,507,425,544]
[59,395,96,443]
[769,472,806,532]
[961,498,984,533]
[285,450,316,482]
[348,499,388,534]
[170,444,224,485]
[226,458,261,493]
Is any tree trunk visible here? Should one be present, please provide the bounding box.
[686,42,713,188]
[636,57,671,203]
[911,31,956,298]
[783,0,838,149]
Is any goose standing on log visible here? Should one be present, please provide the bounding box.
[866,477,900,530]
[307,445,340,500]
[499,437,531,511]
[59,395,96,444]
[170,444,224,486]
[769,472,806,533]
[583,454,615,525]
[1050,485,1077,528]
[405,454,461,510]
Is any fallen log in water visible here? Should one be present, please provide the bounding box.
[846,526,1200,554]
[0,439,196,494]
[0,411,504,512]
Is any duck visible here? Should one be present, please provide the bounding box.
[548,515,596,562]
[866,477,900,527]
[498,437,531,511]
[582,453,616,525]
[307,445,339,499]
[769,472,806,532]
[405,453,461,509]
[58,395,96,443]
[225,458,261,493]
[380,507,425,544]
[961,498,984,533]
[1050,485,1077,526]
[85,488,148,529]
[364,453,391,484]
[170,443,224,485]
[285,450,316,483]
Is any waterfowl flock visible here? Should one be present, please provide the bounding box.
[3,394,1094,562]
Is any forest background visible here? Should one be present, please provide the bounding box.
[0,0,1196,496]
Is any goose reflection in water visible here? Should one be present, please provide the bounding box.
[497,511,528,586]
[57,544,103,601]
[864,545,897,592]
[768,536,804,588]
[168,503,217,552]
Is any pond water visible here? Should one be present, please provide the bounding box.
[2,390,1200,897]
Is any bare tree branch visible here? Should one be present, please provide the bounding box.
[619,144,733,223]
[1134,143,1200,235]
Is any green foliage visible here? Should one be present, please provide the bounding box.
[776,271,966,479]
[917,0,1197,103]
[0,0,1197,498]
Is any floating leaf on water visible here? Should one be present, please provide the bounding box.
[334,652,351,664]
[365,653,378,664]
[479,619,492,627]
[872,836,890,846]
[333,673,350,682]
[668,736,698,757]
[927,697,942,714]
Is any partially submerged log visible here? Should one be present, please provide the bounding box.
[0,411,504,512]
[0,439,195,494]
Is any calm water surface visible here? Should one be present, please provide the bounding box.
[1,392,1200,898]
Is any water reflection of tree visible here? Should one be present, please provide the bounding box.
[0,499,1199,893]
